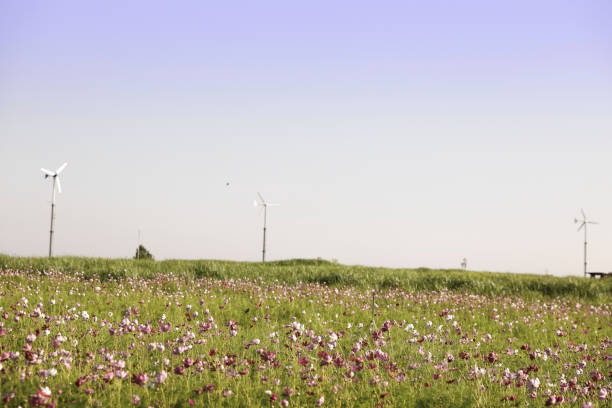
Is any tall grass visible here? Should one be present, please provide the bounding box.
[1,254,610,301]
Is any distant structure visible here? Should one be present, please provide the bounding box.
[461,258,467,270]
[253,192,279,263]
[574,209,598,278]
[40,163,68,257]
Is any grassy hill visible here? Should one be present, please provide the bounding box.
[1,254,610,301]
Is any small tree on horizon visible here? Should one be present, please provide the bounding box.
[134,245,154,260]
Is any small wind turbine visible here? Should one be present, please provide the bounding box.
[574,209,598,278]
[41,163,68,257]
[253,192,279,263]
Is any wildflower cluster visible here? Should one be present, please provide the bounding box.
[0,269,610,407]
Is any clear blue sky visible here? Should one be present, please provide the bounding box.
[1,1,611,275]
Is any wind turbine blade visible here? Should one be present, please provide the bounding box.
[577,222,585,231]
[41,168,55,177]
[268,203,280,207]
[580,208,586,219]
[56,177,62,194]
[56,162,68,174]
[257,192,265,204]
[588,221,599,225]
[253,200,259,207]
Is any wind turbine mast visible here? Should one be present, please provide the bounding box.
[574,209,598,278]
[49,176,56,257]
[254,193,279,263]
[262,200,267,262]
[41,163,68,257]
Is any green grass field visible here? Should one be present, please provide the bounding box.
[1,255,611,300]
[0,255,610,407]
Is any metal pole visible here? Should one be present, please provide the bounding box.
[48,177,56,258]
[262,205,267,263]
[137,229,141,259]
[584,224,587,278]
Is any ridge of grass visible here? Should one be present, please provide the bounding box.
[1,254,610,301]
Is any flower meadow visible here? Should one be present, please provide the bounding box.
[0,268,610,407]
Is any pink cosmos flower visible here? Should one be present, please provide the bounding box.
[155,370,168,384]
[599,388,608,401]
[527,377,540,391]
[131,373,149,386]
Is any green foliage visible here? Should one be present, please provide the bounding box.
[134,244,154,260]
[0,254,610,301]
[0,265,610,407]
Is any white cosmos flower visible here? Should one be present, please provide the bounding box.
[37,386,52,401]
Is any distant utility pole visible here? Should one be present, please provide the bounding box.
[137,229,141,259]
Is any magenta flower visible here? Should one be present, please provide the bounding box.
[131,373,149,386]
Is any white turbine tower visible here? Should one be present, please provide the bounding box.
[41,163,68,257]
[574,209,598,278]
[253,192,279,263]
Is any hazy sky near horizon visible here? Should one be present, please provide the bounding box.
[1,1,611,276]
